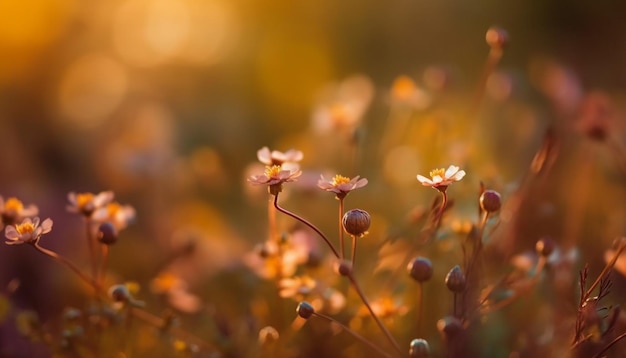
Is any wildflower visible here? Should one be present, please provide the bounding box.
[416,165,465,191]
[0,196,38,229]
[247,165,302,195]
[91,201,135,230]
[5,217,53,245]
[257,147,303,170]
[317,174,368,199]
[67,191,114,217]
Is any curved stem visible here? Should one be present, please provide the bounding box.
[313,312,395,358]
[339,198,345,259]
[31,242,216,352]
[434,191,448,228]
[347,271,404,357]
[592,331,626,358]
[273,194,340,259]
[585,238,626,301]
[33,242,100,291]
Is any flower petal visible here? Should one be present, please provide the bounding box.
[445,165,459,178]
[257,147,271,165]
[452,170,466,181]
[41,218,53,234]
[416,175,433,185]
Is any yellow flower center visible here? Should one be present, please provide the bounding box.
[107,202,122,216]
[152,273,177,292]
[4,197,24,212]
[76,193,95,208]
[429,168,445,179]
[15,222,35,235]
[331,175,351,186]
[265,165,282,178]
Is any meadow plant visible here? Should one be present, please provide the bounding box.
[3,25,626,358]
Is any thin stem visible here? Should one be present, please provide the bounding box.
[468,47,503,119]
[85,218,98,282]
[31,242,216,353]
[434,191,448,227]
[351,235,357,267]
[99,245,109,287]
[417,282,423,336]
[312,312,395,358]
[339,198,345,259]
[268,196,278,242]
[584,238,626,301]
[592,331,626,358]
[273,194,340,259]
[347,271,404,357]
[33,242,100,291]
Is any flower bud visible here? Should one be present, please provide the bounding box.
[437,316,464,339]
[486,26,508,49]
[296,301,315,319]
[407,257,433,283]
[409,338,431,358]
[334,260,353,276]
[535,237,556,257]
[445,265,466,293]
[109,284,131,303]
[97,222,118,245]
[342,209,371,237]
[479,190,502,213]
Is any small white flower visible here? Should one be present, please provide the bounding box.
[417,165,466,189]
[67,191,114,216]
[5,217,53,245]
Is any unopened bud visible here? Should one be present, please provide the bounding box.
[342,209,371,237]
[479,190,502,213]
[445,265,466,293]
[437,316,464,339]
[409,338,431,358]
[97,222,118,245]
[296,301,315,319]
[407,257,433,283]
[334,260,353,276]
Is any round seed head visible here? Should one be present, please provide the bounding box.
[407,257,434,283]
[445,265,466,293]
[479,190,502,213]
[342,209,371,237]
[296,301,315,319]
[97,222,118,245]
[409,338,431,358]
